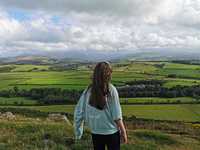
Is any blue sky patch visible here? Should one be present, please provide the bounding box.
[8,9,32,21]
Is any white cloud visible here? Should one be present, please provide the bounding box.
[0,0,161,16]
[0,0,200,56]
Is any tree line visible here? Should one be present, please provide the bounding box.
[0,79,200,105]
[0,87,82,105]
[118,85,200,98]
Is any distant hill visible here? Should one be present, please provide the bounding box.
[1,49,200,64]
[0,56,58,65]
[127,49,200,61]
[0,50,132,64]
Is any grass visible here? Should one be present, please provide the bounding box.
[163,79,200,88]
[121,104,200,122]
[120,97,197,104]
[113,62,158,73]
[156,67,200,79]
[0,115,200,150]
[133,130,177,145]
[163,62,200,70]
[0,105,75,114]
[0,71,91,90]
[0,97,38,105]
[0,61,200,90]
[1,104,200,122]
[126,129,200,150]
[11,64,50,72]
[0,116,76,150]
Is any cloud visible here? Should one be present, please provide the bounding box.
[0,0,161,16]
[0,0,200,57]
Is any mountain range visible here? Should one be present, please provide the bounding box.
[0,49,200,64]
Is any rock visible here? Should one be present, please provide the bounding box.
[0,112,2,119]
[47,113,71,125]
[1,112,15,120]
[36,118,40,121]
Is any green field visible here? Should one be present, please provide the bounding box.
[121,104,200,122]
[11,64,50,72]
[0,70,91,90]
[155,62,200,79]
[120,97,197,104]
[0,62,200,91]
[0,62,200,123]
[0,62,200,117]
[1,104,200,122]
[0,97,38,105]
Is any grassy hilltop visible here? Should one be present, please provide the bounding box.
[0,113,200,150]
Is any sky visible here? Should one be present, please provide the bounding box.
[0,0,200,57]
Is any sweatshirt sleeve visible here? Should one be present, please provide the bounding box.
[73,89,87,140]
[110,85,123,121]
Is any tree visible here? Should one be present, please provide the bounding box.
[13,86,19,96]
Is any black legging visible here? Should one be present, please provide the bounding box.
[91,130,120,150]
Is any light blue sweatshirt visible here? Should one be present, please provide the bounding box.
[73,83,123,139]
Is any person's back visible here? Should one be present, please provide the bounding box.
[74,61,127,150]
[84,83,122,134]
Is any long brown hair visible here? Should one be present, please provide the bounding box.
[88,61,112,110]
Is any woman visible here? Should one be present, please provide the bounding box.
[74,61,127,150]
